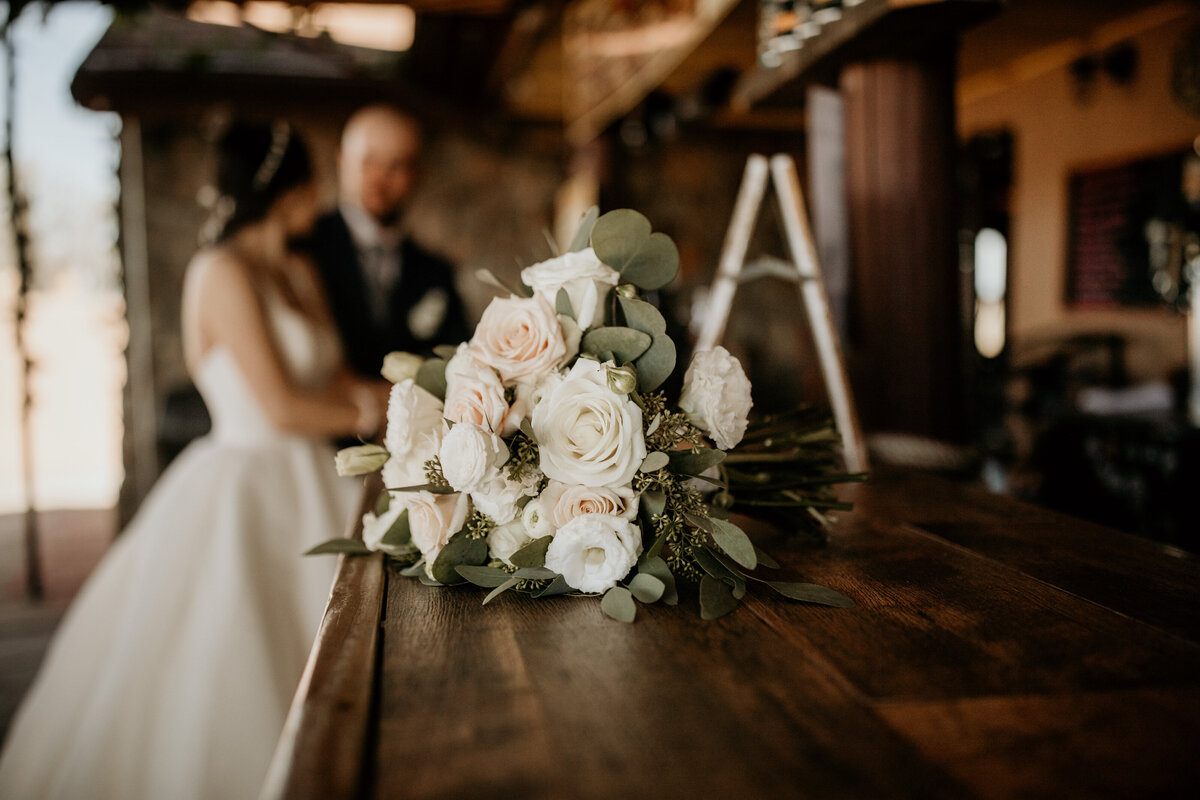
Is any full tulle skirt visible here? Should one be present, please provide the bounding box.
[0,433,358,800]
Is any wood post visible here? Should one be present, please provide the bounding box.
[841,44,965,441]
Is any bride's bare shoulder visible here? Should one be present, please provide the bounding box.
[184,245,256,303]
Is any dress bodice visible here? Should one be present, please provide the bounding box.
[195,294,342,443]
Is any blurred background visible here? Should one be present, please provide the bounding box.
[2,0,1199,725]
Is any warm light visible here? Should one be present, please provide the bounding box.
[973,228,1008,358]
[186,2,415,52]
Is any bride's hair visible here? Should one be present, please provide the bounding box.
[210,121,313,242]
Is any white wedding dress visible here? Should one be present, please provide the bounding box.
[0,292,360,800]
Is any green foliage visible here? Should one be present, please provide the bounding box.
[415,357,448,400]
[591,209,679,290]
[504,430,543,485]
[483,577,521,605]
[699,575,740,620]
[668,448,726,477]
[601,586,637,622]
[766,582,855,608]
[429,532,488,584]
[423,457,451,490]
[639,451,670,473]
[379,509,412,549]
[510,535,553,568]
[639,392,705,452]
[628,573,665,603]
[555,287,575,319]
[581,326,652,362]
[455,565,513,588]
[464,509,495,541]
[637,555,678,605]
[304,538,372,556]
[373,490,390,516]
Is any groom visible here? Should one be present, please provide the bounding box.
[310,104,469,379]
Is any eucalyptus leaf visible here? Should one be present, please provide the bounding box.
[617,295,668,335]
[708,517,757,570]
[514,567,558,580]
[582,327,652,363]
[455,565,514,588]
[633,333,675,392]
[304,539,372,556]
[640,451,670,473]
[628,573,665,603]
[398,558,427,577]
[520,418,536,441]
[475,267,527,298]
[555,287,575,320]
[646,530,668,560]
[601,585,637,623]
[373,490,390,516]
[536,574,574,597]
[669,448,727,476]
[429,533,488,585]
[591,209,679,290]
[483,577,521,605]
[636,555,678,605]
[754,547,781,569]
[510,535,553,568]
[386,483,456,494]
[418,573,443,587]
[690,547,736,586]
[640,489,667,520]
[415,358,448,401]
[766,582,855,608]
[432,344,460,360]
[568,205,600,252]
[379,509,412,549]
[699,575,740,620]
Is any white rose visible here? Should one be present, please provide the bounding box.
[381,351,424,383]
[361,503,408,555]
[443,345,516,436]
[544,514,642,593]
[470,472,537,525]
[521,499,554,539]
[487,519,534,566]
[469,295,572,386]
[532,358,646,488]
[385,379,445,459]
[439,422,509,494]
[539,480,639,529]
[520,248,620,330]
[678,346,753,450]
[406,490,470,565]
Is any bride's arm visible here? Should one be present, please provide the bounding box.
[187,252,380,438]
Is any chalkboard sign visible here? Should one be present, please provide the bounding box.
[1066,148,1192,308]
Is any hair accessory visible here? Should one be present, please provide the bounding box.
[252,121,292,191]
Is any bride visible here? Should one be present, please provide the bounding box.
[0,122,384,799]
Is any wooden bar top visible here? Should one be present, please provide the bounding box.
[264,471,1200,800]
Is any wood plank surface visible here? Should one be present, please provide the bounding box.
[273,471,1200,799]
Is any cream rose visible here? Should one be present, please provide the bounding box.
[678,346,753,450]
[519,248,620,330]
[532,358,646,488]
[539,480,639,529]
[544,514,642,593]
[469,295,573,386]
[406,490,470,566]
[439,422,509,494]
[487,518,534,566]
[443,345,517,436]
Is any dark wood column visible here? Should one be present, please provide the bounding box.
[841,42,964,441]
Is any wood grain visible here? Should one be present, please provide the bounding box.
[273,471,1200,799]
[260,482,386,800]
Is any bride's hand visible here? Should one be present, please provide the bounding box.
[348,379,392,441]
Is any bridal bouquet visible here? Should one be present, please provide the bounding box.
[316,209,859,622]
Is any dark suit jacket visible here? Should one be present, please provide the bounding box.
[308,210,470,379]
